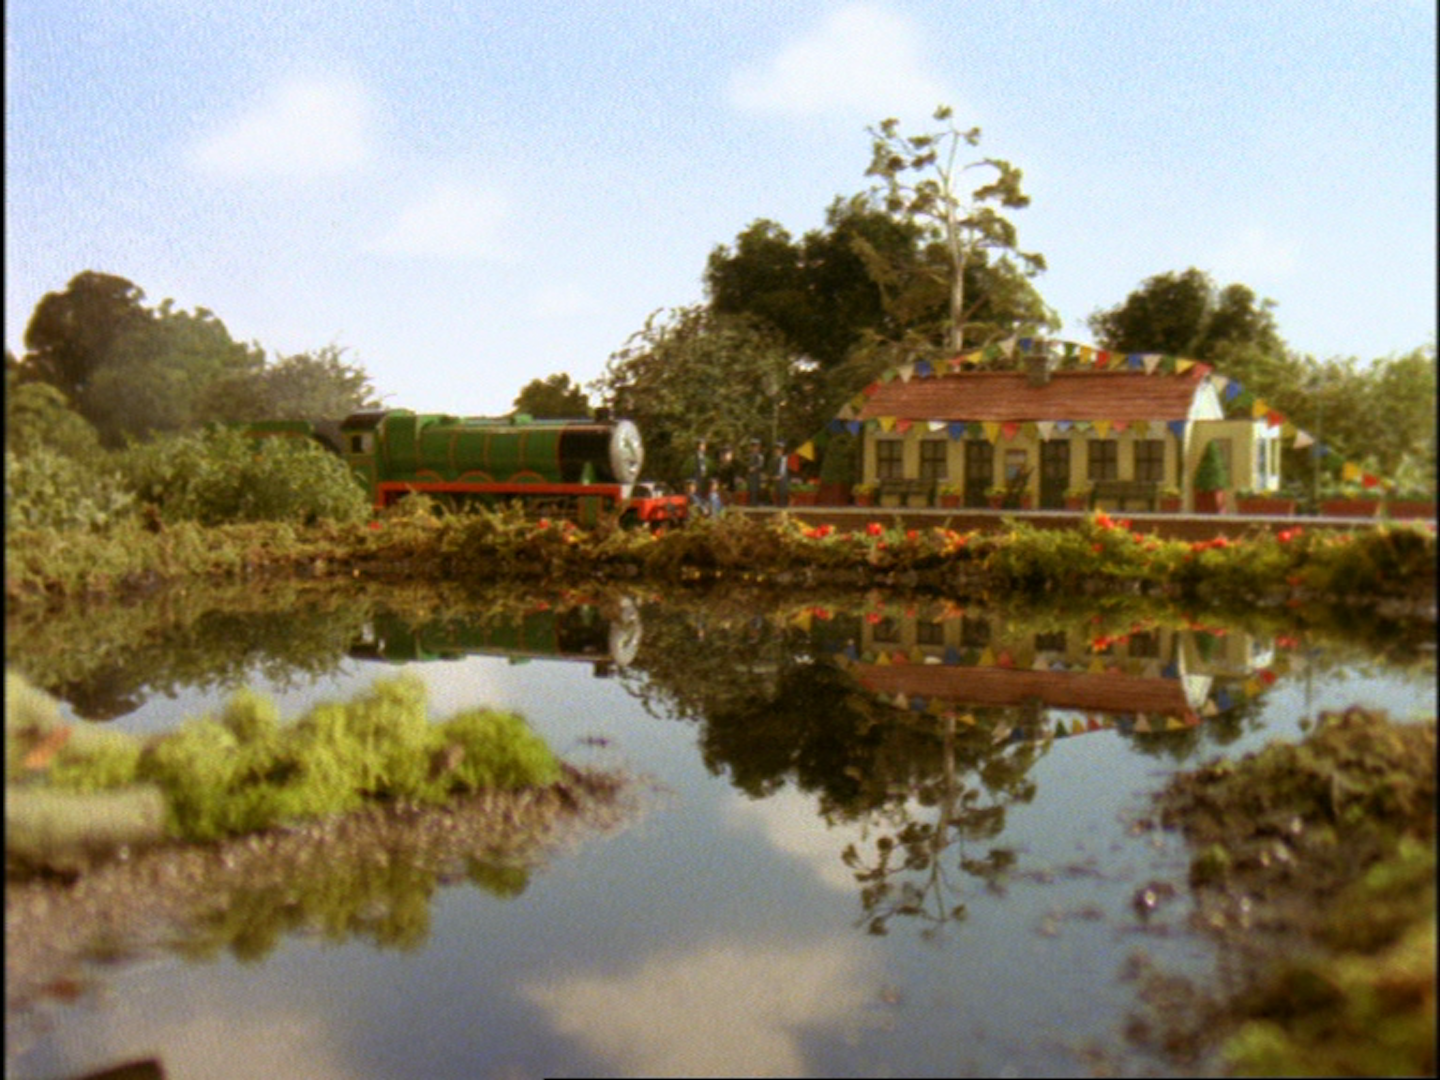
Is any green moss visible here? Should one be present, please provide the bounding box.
[1151,708,1436,1077]
[7,672,566,846]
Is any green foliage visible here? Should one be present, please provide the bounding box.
[866,105,1053,353]
[1155,708,1436,1077]
[4,378,103,458]
[4,445,137,532]
[17,271,151,404]
[1193,440,1229,492]
[436,709,561,790]
[512,372,591,418]
[1087,268,1284,363]
[592,305,799,483]
[818,430,859,485]
[81,299,267,447]
[16,273,381,448]
[130,676,562,842]
[199,344,380,423]
[114,425,369,525]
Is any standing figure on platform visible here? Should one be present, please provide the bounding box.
[747,438,764,505]
[773,440,790,508]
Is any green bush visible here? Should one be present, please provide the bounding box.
[114,427,369,526]
[129,676,562,841]
[4,446,137,532]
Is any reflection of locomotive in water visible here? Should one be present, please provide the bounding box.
[246,409,685,525]
[349,599,642,677]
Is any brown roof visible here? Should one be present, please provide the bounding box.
[853,664,1193,716]
[856,368,1208,423]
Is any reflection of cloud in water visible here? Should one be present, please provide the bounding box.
[726,787,859,891]
[728,788,932,898]
[48,985,354,1080]
[522,938,874,1077]
[408,660,519,715]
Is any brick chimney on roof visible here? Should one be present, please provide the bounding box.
[1024,350,1054,387]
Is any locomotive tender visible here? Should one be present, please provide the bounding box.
[245,408,682,525]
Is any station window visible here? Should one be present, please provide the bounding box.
[916,620,945,646]
[1134,440,1166,482]
[876,439,904,480]
[348,433,374,454]
[1034,630,1067,653]
[1004,449,1029,482]
[919,440,948,484]
[1088,440,1119,481]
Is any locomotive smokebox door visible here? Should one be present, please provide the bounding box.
[609,420,643,485]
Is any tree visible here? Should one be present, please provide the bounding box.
[706,200,929,371]
[81,299,266,446]
[866,106,1050,354]
[591,305,802,483]
[1088,269,1284,370]
[18,271,151,404]
[513,373,591,418]
[200,345,381,423]
[4,371,103,459]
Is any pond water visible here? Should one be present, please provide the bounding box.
[6,585,1435,1079]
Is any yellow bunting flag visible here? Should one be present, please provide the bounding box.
[1251,399,1270,420]
[981,421,1000,443]
[1176,359,1195,374]
[1093,419,1112,438]
[1341,461,1361,483]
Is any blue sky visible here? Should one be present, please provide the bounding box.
[7,0,1435,416]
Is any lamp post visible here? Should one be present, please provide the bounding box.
[1308,372,1324,514]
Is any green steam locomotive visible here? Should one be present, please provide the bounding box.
[246,409,683,525]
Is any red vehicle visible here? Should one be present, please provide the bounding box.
[623,481,689,527]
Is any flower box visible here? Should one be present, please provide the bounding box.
[1236,495,1297,516]
[1320,497,1381,518]
[1383,499,1436,520]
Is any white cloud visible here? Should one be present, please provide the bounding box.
[370,181,510,259]
[1205,226,1299,285]
[188,75,374,181]
[524,282,606,320]
[522,938,876,1076]
[726,3,949,120]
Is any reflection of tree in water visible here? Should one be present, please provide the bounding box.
[620,601,1048,939]
[837,709,1045,939]
[6,584,374,721]
[6,770,636,1021]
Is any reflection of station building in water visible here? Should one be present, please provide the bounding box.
[831,609,1275,740]
[348,599,642,677]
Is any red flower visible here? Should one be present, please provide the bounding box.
[866,521,884,537]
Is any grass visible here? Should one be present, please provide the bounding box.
[7,672,562,858]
